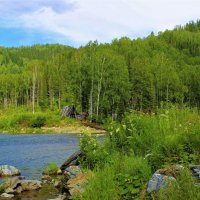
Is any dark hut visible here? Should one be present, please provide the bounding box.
[61,106,77,118]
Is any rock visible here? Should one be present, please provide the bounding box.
[1,177,42,195]
[54,181,62,188]
[0,193,14,198]
[13,186,22,194]
[67,173,92,196]
[57,169,62,175]
[147,173,176,193]
[4,188,14,194]
[189,165,200,179]
[64,166,82,179]
[41,175,52,181]
[0,165,20,177]
[4,177,21,191]
[18,176,26,180]
[20,180,42,191]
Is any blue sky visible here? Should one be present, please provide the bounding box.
[0,0,199,47]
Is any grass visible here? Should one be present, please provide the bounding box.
[76,106,200,199]
[43,162,59,175]
[0,107,105,134]
[156,169,200,200]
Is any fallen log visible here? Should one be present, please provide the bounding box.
[60,150,84,172]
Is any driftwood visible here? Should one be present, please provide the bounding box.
[60,150,84,171]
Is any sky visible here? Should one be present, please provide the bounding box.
[0,0,199,47]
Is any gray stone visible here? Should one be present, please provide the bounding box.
[0,165,20,177]
[189,164,200,179]
[64,166,82,179]
[1,193,14,198]
[147,173,176,193]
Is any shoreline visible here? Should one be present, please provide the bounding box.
[0,124,106,135]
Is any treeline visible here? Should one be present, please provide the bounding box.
[0,20,200,121]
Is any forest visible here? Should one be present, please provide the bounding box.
[1,20,200,121]
[0,20,200,200]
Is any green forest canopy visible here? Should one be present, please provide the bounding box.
[1,20,200,121]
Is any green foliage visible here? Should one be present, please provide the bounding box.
[80,132,110,169]
[108,107,200,170]
[78,107,200,199]
[0,178,9,194]
[115,156,151,199]
[43,162,59,175]
[0,108,79,133]
[1,20,200,121]
[77,154,151,200]
[30,116,46,128]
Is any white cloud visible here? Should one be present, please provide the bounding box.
[1,0,200,45]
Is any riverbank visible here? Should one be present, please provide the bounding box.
[0,108,106,134]
[0,124,106,134]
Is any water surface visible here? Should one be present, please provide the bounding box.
[0,134,79,179]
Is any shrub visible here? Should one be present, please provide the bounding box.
[43,162,59,175]
[31,116,46,128]
[80,132,110,169]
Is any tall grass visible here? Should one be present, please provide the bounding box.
[0,107,80,133]
[79,107,200,199]
[76,154,151,200]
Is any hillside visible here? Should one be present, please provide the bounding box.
[0,20,200,121]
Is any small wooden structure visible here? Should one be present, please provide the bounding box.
[61,106,77,118]
[61,106,88,120]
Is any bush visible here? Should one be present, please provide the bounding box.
[43,162,59,175]
[80,132,110,169]
[31,116,46,128]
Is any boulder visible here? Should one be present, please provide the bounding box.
[20,180,42,191]
[147,173,176,193]
[0,165,20,177]
[0,193,14,198]
[64,166,82,179]
[0,177,42,195]
[189,165,200,179]
[4,177,21,191]
[67,173,89,196]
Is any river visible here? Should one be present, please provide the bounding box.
[0,133,79,199]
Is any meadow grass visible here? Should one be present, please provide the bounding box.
[78,106,200,199]
[0,107,94,134]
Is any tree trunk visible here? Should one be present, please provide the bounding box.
[96,57,106,121]
[89,79,94,120]
[32,71,36,114]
